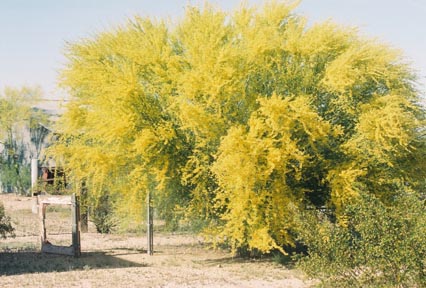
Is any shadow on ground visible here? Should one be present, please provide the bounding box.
[201,252,296,268]
[0,248,147,276]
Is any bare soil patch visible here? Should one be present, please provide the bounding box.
[0,194,314,287]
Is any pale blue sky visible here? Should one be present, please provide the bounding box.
[0,0,424,102]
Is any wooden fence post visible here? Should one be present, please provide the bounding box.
[72,193,81,257]
[80,181,88,233]
[39,202,47,246]
[147,190,153,255]
[31,158,39,214]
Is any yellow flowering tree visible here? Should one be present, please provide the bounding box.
[0,86,44,193]
[50,18,193,229]
[51,0,424,252]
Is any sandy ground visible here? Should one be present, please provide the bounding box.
[0,194,314,288]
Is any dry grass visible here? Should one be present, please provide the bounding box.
[0,194,314,288]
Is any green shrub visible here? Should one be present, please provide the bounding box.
[92,193,117,234]
[0,163,31,194]
[0,202,15,239]
[295,192,426,288]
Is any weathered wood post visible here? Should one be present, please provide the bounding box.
[147,190,154,255]
[80,181,88,233]
[39,201,47,245]
[71,193,81,257]
[31,158,39,214]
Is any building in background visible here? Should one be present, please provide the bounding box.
[0,103,61,194]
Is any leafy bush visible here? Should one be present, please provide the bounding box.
[295,192,426,287]
[91,193,117,234]
[0,202,15,239]
[0,162,31,194]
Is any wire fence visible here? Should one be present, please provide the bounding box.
[1,195,74,248]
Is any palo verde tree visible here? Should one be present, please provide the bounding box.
[51,0,425,254]
[51,16,194,229]
[0,86,45,194]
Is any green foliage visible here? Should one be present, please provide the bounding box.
[0,202,15,239]
[0,162,31,194]
[295,192,426,287]
[0,86,46,194]
[91,193,117,234]
[50,0,425,256]
[0,87,40,137]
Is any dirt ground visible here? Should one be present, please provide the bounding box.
[0,194,314,288]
